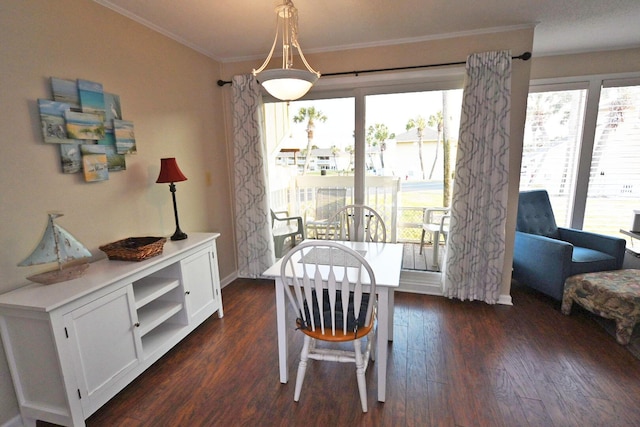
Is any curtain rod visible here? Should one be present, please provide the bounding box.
[217,51,531,87]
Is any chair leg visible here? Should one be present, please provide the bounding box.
[353,339,368,412]
[369,327,376,362]
[294,336,312,402]
[419,229,426,254]
[432,230,441,270]
[274,236,285,258]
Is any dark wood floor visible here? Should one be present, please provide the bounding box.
[42,278,640,427]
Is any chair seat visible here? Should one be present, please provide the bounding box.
[300,290,370,339]
[423,223,449,235]
[571,246,619,275]
[300,321,374,342]
[422,223,441,233]
[273,224,302,238]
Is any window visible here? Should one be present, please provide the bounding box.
[522,76,640,245]
[521,85,587,225]
[584,83,640,237]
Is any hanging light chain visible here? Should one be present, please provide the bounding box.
[252,0,319,77]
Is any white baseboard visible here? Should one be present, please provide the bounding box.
[235,268,514,304]
[399,270,443,295]
[399,270,513,305]
[498,294,513,305]
[220,271,238,288]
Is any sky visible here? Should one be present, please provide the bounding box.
[280,90,463,151]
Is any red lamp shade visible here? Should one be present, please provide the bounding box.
[156,158,187,183]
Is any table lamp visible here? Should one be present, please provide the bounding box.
[156,157,188,241]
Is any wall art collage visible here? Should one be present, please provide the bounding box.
[38,78,137,182]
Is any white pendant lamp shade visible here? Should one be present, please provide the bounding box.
[259,68,318,101]
[252,0,320,102]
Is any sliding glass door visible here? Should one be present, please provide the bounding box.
[364,90,462,270]
[263,70,465,278]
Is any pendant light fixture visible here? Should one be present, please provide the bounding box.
[252,0,320,101]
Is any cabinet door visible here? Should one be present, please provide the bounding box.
[63,285,142,416]
[181,248,220,324]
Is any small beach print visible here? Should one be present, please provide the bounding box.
[38,99,82,144]
[114,119,136,154]
[104,92,122,127]
[98,132,126,171]
[78,79,106,120]
[59,143,82,174]
[81,144,109,182]
[51,77,80,110]
[102,143,127,171]
[65,110,105,140]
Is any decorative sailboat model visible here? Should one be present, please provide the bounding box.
[18,213,92,285]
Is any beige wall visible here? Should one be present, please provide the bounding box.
[0,0,234,422]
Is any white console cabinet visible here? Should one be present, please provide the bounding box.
[0,232,223,427]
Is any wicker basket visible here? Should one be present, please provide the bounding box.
[100,237,167,261]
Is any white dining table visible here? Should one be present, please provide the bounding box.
[263,239,404,402]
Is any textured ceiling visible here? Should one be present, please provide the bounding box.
[94,0,640,62]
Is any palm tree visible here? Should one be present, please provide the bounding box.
[345,145,354,172]
[406,116,427,180]
[330,145,340,171]
[442,92,452,206]
[427,111,443,180]
[366,123,390,171]
[293,106,327,174]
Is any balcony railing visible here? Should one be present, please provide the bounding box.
[270,175,411,242]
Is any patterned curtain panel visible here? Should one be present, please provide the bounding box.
[442,51,512,303]
[232,74,275,278]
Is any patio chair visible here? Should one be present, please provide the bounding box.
[280,240,377,412]
[271,210,305,258]
[324,204,387,242]
[305,188,347,239]
[419,207,450,255]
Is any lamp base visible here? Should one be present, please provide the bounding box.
[171,230,188,241]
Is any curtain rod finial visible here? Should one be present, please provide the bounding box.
[518,52,532,61]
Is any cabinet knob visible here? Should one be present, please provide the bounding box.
[134,322,140,327]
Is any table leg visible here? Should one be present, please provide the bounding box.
[432,230,440,270]
[388,289,394,341]
[275,278,289,384]
[377,287,388,402]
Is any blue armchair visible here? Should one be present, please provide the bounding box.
[513,190,626,301]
